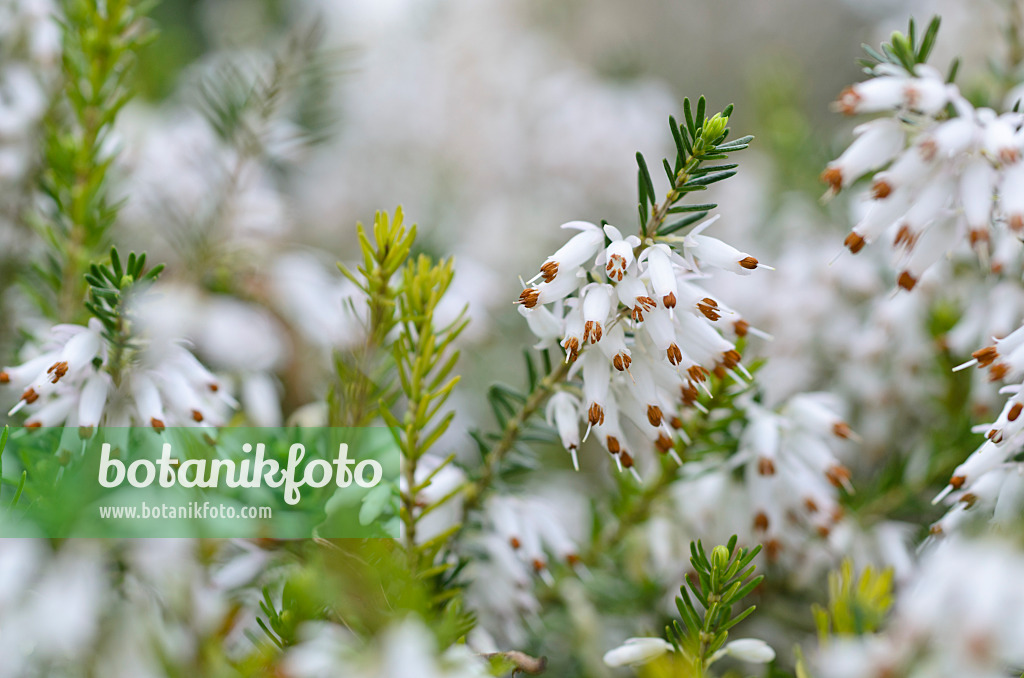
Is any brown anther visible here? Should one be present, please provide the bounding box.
[972,346,998,368]
[680,384,699,406]
[21,388,38,404]
[960,493,978,508]
[897,271,917,291]
[663,292,677,308]
[987,428,998,440]
[918,137,937,161]
[989,363,1009,382]
[753,511,770,532]
[532,559,546,573]
[517,288,540,308]
[584,320,603,344]
[612,353,631,371]
[825,464,851,488]
[893,224,917,250]
[949,475,966,490]
[687,365,709,383]
[721,349,741,369]
[632,297,656,322]
[821,166,843,192]
[564,337,580,363]
[606,435,621,454]
[150,417,166,431]
[712,364,727,379]
[0,371,8,383]
[1010,403,1023,422]
[656,433,674,452]
[25,421,41,429]
[929,523,944,536]
[209,383,220,392]
[844,232,866,254]
[764,538,781,561]
[871,179,892,199]
[733,318,750,337]
[647,404,663,427]
[566,553,581,567]
[47,361,69,384]
[804,497,819,513]
[1000,148,1022,165]
[832,421,853,439]
[540,261,559,283]
[1011,214,1024,232]
[588,403,604,426]
[969,228,990,247]
[697,301,720,321]
[667,344,683,365]
[510,536,521,550]
[670,416,683,429]
[757,457,776,476]
[816,524,831,539]
[738,256,759,270]
[78,425,94,439]
[191,409,204,422]
[835,87,860,115]
[831,506,845,523]
[620,451,635,468]
[606,254,627,281]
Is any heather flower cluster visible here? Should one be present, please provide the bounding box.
[825,60,1024,290]
[1,318,233,431]
[518,214,769,474]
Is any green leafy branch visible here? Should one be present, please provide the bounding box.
[382,253,468,560]
[858,16,955,81]
[29,0,153,322]
[462,350,571,517]
[330,208,415,427]
[0,425,27,508]
[669,537,764,677]
[83,247,163,385]
[331,208,469,617]
[636,97,752,240]
[812,559,894,641]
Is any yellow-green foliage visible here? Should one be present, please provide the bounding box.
[813,559,894,641]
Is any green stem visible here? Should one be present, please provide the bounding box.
[463,360,571,516]
[643,154,704,239]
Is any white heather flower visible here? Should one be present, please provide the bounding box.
[683,232,765,276]
[546,390,582,468]
[536,220,604,283]
[602,637,673,667]
[600,223,640,282]
[581,282,614,344]
[822,118,906,192]
[719,638,776,664]
[834,64,953,117]
[641,244,679,309]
